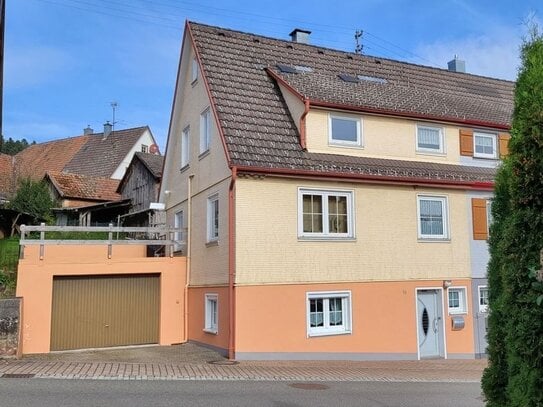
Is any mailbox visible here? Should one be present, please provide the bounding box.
[451,316,465,331]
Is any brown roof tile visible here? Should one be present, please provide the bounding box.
[134,152,163,179]
[188,22,511,184]
[0,154,14,199]
[46,171,121,202]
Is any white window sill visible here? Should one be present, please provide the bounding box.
[206,240,219,247]
[203,328,218,335]
[298,236,356,242]
[328,143,363,149]
[416,150,446,157]
[448,310,467,316]
[199,150,210,160]
[417,237,450,243]
[180,164,190,173]
[308,330,351,338]
[473,154,497,160]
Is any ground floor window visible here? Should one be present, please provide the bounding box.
[447,287,467,314]
[478,286,489,313]
[306,291,352,336]
[204,294,218,334]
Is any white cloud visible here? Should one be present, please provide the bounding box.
[4,46,75,89]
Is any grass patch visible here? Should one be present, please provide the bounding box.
[0,238,19,298]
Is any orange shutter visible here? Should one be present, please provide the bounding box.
[460,129,474,156]
[499,133,511,158]
[472,198,488,240]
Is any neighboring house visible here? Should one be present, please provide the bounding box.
[117,152,165,227]
[160,22,512,360]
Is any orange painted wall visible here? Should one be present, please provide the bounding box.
[187,286,229,352]
[16,245,186,354]
[235,280,474,358]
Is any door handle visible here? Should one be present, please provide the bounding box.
[433,318,438,333]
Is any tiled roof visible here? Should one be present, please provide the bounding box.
[63,126,149,177]
[0,154,14,200]
[134,152,163,179]
[46,171,121,202]
[188,22,512,183]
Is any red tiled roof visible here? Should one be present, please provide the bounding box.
[0,153,14,200]
[45,171,121,202]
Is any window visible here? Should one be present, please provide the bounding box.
[329,115,362,147]
[298,189,354,238]
[473,132,497,159]
[448,287,467,314]
[207,194,219,242]
[200,108,211,154]
[486,200,492,236]
[204,294,218,334]
[416,125,444,153]
[174,210,183,252]
[191,58,199,83]
[307,291,352,336]
[479,286,489,313]
[181,126,190,168]
[417,196,449,239]
[141,144,148,153]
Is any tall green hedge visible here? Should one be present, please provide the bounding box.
[482,28,543,407]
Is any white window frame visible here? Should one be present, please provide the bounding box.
[200,108,211,154]
[486,199,492,236]
[297,188,355,239]
[478,286,489,313]
[447,287,468,315]
[417,195,449,240]
[141,144,148,153]
[204,293,218,334]
[207,194,219,243]
[473,132,497,159]
[328,114,362,147]
[174,210,183,252]
[181,126,190,168]
[306,291,352,337]
[416,124,444,154]
[191,57,199,83]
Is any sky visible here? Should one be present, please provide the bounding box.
[3,0,541,151]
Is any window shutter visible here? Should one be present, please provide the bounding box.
[472,198,488,240]
[498,133,511,158]
[459,129,474,156]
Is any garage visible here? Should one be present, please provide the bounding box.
[50,274,160,351]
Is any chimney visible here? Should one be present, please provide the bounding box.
[83,125,93,135]
[289,28,311,44]
[103,121,112,139]
[448,55,466,73]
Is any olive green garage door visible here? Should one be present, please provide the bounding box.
[50,274,160,351]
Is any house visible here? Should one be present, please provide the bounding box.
[159,22,513,361]
[0,124,160,227]
[117,152,165,227]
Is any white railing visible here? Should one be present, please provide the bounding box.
[19,223,186,260]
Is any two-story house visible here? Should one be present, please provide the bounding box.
[160,22,513,360]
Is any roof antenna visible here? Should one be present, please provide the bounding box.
[110,101,118,133]
[354,30,363,54]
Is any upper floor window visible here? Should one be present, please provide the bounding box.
[448,287,468,314]
[200,108,211,154]
[207,194,219,242]
[417,195,449,240]
[181,126,190,168]
[473,132,497,159]
[416,125,444,154]
[298,188,354,239]
[329,114,362,147]
[141,144,148,153]
[307,291,352,337]
[191,58,199,83]
[478,286,489,313]
[174,210,184,252]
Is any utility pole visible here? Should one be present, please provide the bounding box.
[0,0,5,137]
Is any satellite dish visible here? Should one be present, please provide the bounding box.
[149,144,159,154]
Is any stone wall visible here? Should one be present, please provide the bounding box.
[0,298,21,357]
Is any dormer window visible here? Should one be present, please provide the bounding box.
[141,144,148,153]
[329,114,362,147]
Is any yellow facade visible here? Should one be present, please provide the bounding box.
[235,176,471,285]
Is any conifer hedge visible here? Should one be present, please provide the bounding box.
[481,28,543,407]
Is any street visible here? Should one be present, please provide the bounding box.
[0,379,484,407]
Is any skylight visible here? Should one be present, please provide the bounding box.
[358,75,387,84]
[277,64,313,74]
[338,73,387,84]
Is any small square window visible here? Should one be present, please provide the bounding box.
[329,115,362,147]
[417,195,449,240]
[478,286,489,313]
[191,58,199,83]
[181,126,190,168]
[200,108,211,154]
[204,294,218,334]
[474,132,497,159]
[448,287,467,314]
[307,291,351,336]
[207,194,219,242]
[141,144,148,153]
[416,125,444,153]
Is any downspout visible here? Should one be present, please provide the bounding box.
[183,174,194,343]
[300,98,310,150]
[228,166,237,360]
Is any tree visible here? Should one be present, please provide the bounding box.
[482,27,543,407]
[7,178,55,235]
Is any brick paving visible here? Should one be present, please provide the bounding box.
[0,344,487,383]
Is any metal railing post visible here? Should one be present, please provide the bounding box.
[39,222,45,260]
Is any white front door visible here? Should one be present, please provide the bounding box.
[417,289,444,359]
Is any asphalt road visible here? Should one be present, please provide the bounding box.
[0,379,484,407]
